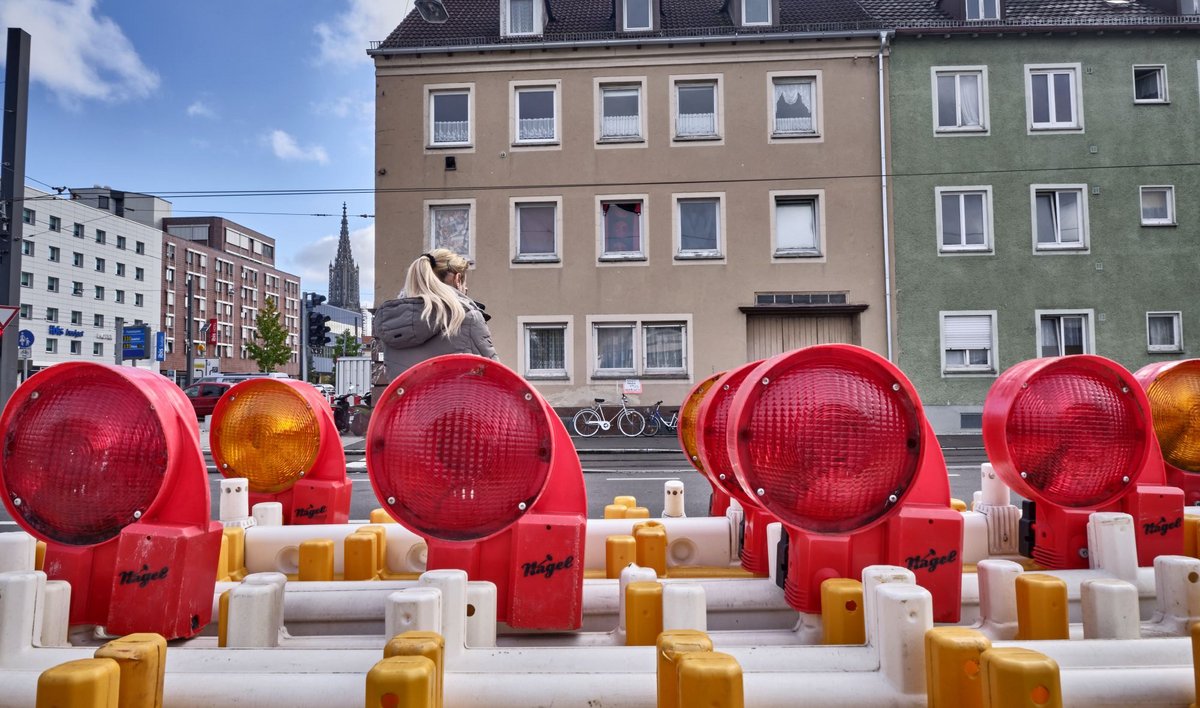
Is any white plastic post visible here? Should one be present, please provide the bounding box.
[725,499,744,559]
[242,572,288,642]
[466,581,498,648]
[874,583,933,696]
[1081,578,1140,639]
[1147,555,1200,637]
[385,588,442,639]
[419,569,469,662]
[225,583,282,647]
[1087,512,1138,583]
[766,523,782,585]
[38,580,71,647]
[975,559,1023,640]
[979,463,1010,507]
[0,533,36,573]
[219,478,257,529]
[960,512,990,564]
[618,564,659,636]
[0,571,43,660]
[662,583,707,632]
[252,502,285,527]
[861,565,914,646]
[663,480,686,518]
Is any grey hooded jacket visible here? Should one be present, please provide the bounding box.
[374,293,497,381]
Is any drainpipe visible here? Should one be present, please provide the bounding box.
[877,31,894,362]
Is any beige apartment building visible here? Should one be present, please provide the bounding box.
[371,1,892,408]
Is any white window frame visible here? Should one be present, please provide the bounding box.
[1132,64,1168,104]
[670,74,724,145]
[509,196,563,267]
[672,192,726,263]
[742,0,772,26]
[767,71,822,142]
[423,198,476,264]
[935,186,994,254]
[931,66,989,135]
[594,77,647,147]
[965,0,999,20]
[940,311,998,377]
[1140,185,1176,226]
[586,314,693,380]
[1147,311,1183,353]
[1034,309,1096,358]
[518,315,573,383]
[424,83,475,151]
[510,80,561,148]
[622,0,652,31]
[502,0,542,37]
[1025,63,1083,133]
[1030,184,1089,253]
[769,189,826,262]
[596,194,649,265]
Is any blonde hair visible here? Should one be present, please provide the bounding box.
[401,248,470,336]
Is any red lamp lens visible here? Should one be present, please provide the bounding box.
[699,364,758,505]
[2,366,168,546]
[369,356,552,541]
[735,353,921,533]
[1005,364,1147,507]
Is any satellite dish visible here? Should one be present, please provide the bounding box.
[415,0,449,23]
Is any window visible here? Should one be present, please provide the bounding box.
[95,229,106,244]
[674,81,719,138]
[513,200,560,262]
[743,0,771,24]
[1140,185,1175,225]
[69,340,81,355]
[135,293,144,307]
[771,192,823,258]
[21,240,33,256]
[98,196,109,209]
[94,314,104,327]
[116,235,127,250]
[72,252,83,267]
[47,277,59,293]
[1037,311,1092,357]
[135,266,145,281]
[523,322,568,379]
[937,187,992,252]
[20,304,31,319]
[599,85,642,140]
[135,241,145,254]
[47,215,60,232]
[116,263,126,277]
[95,257,106,272]
[623,0,651,30]
[674,195,723,259]
[70,311,82,325]
[20,272,31,288]
[771,77,816,136]
[45,308,58,323]
[429,89,471,146]
[504,0,538,35]
[73,223,84,238]
[940,312,996,375]
[1033,186,1088,251]
[933,68,987,133]
[427,202,472,259]
[22,208,34,225]
[72,281,83,297]
[1133,65,1167,103]
[115,290,125,304]
[591,319,689,377]
[93,342,104,356]
[600,200,645,259]
[48,246,60,262]
[1026,65,1081,131]
[966,0,999,20]
[45,339,57,354]
[514,85,557,144]
[95,286,105,300]
[1148,312,1183,353]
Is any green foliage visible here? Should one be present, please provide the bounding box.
[245,296,293,372]
[332,329,363,359]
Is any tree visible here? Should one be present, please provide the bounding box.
[245,296,292,372]
[332,329,363,359]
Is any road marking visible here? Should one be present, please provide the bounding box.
[948,474,960,478]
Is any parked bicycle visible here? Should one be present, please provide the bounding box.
[642,401,679,436]
[572,394,645,437]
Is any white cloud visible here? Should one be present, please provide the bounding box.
[311,95,373,121]
[0,0,159,106]
[290,223,376,308]
[267,130,329,165]
[314,0,410,67]
[186,100,216,118]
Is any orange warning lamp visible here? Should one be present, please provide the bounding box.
[1136,359,1200,507]
[0,363,222,638]
[679,372,730,516]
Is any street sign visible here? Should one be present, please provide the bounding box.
[206,318,218,347]
[121,325,151,360]
[18,348,30,360]
[17,329,33,349]
[155,331,166,362]
[623,379,643,395]
[0,305,18,331]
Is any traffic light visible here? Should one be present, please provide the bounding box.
[307,311,331,347]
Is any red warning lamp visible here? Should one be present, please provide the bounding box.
[679,372,730,517]
[695,360,778,576]
[1136,359,1200,507]
[727,345,963,622]
[0,363,222,639]
[367,354,587,630]
[210,378,350,524]
[985,355,1181,569]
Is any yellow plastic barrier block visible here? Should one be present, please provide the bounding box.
[676,652,744,708]
[604,504,628,520]
[223,526,246,579]
[1191,622,1200,708]
[37,658,120,708]
[606,535,637,579]
[1015,573,1068,641]
[94,633,166,708]
[369,508,397,524]
[358,525,389,573]
[1186,516,1200,560]
[951,498,968,512]
[634,521,668,577]
[820,578,865,645]
[384,631,444,708]
[365,656,436,708]
[299,539,335,582]
[980,647,1061,708]
[925,627,991,708]
[614,495,637,509]
[345,531,380,581]
[36,540,46,571]
[625,506,651,519]
[626,581,664,646]
[657,630,713,708]
[216,533,230,582]
[217,589,231,648]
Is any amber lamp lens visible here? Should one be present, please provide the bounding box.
[680,373,722,473]
[699,365,758,505]
[212,381,320,493]
[1145,363,1200,473]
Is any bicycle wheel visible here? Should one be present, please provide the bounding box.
[617,409,645,437]
[642,414,661,437]
[572,409,602,437]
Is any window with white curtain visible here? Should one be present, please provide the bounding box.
[941,312,996,374]
[516,87,556,142]
[1140,185,1175,226]
[623,0,651,31]
[675,82,717,137]
[1033,187,1087,250]
[592,319,688,377]
[524,323,568,378]
[934,69,985,132]
[1147,312,1182,352]
[676,197,721,256]
[1038,313,1090,357]
[1026,65,1081,130]
[601,86,641,139]
[429,90,470,146]
[773,196,820,256]
[506,0,536,35]
[937,188,991,252]
[772,78,815,135]
[644,324,685,374]
[595,324,636,374]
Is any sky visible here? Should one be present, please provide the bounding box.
[0,0,418,308]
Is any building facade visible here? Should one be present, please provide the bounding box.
[328,204,362,312]
[371,0,895,408]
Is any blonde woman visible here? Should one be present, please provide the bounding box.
[374,249,498,384]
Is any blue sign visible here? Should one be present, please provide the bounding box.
[155,331,165,362]
[17,329,33,349]
[122,325,150,360]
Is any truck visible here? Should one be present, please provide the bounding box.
[334,356,373,399]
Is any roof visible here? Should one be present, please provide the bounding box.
[859,0,1191,29]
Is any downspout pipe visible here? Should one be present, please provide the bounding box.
[877,31,894,362]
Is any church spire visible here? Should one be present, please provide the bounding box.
[327,202,361,311]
